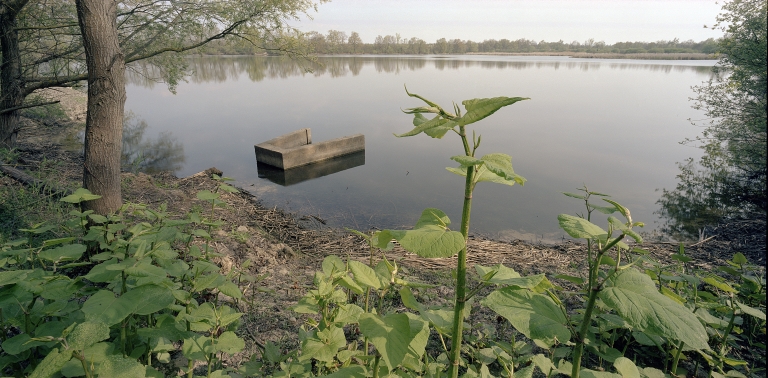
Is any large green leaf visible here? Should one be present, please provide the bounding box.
[482,288,570,347]
[395,114,456,139]
[558,214,608,239]
[96,354,145,378]
[359,313,415,371]
[447,154,526,187]
[60,188,101,204]
[214,331,245,354]
[481,287,571,346]
[39,244,87,264]
[217,281,243,299]
[475,264,546,288]
[84,259,121,283]
[67,322,110,350]
[451,155,485,167]
[476,264,521,282]
[300,326,347,363]
[121,284,175,315]
[478,153,526,185]
[599,269,709,350]
[321,366,367,378]
[0,270,28,286]
[348,260,386,289]
[580,369,622,378]
[378,208,464,258]
[334,304,364,325]
[2,334,48,355]
[421,307,455,336]
[321,255,346,277]
[182,334,210,361]
[613,357,640,378]
[736,301,766,320]
[457,97,529,126]
[404,313,430,361]
[82,290,133,326]
[28,347,74,378]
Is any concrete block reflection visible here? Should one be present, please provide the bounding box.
[256,150,365,186]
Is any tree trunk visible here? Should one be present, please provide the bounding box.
[0,0,29,149]
[76,0,126,215]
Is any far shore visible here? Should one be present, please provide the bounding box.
[196,52,718,61]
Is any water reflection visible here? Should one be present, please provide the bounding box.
[122,113,186,174]
[63,113,185,174]
[126,56,714,85]
[256,150,365,186]
[123,55,716,238]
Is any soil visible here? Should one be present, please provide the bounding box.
[2,88,765,375]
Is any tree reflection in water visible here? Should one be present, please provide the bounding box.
[121,112,185,174]
[126,56,714,86]
[64,112,185,174]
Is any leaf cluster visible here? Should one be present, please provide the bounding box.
[0,184,263,378]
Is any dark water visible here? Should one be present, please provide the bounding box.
[124,55,715,241]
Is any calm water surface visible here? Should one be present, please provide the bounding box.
[125,55,715,241]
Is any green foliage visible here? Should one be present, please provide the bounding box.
[269,89,763,378]
[658,0,767,237]
[0,155,73,244]
[274,176,763,378]
[375,208,465,258]
[0,186,261,378]
[291,29,718,56]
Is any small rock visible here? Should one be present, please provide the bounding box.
[205,167,223,177]
[236,225,249,233]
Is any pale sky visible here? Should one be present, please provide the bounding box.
[296,0,725,44]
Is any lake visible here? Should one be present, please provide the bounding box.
[124,55,715,242]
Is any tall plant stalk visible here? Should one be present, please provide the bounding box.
[449,128,475,377]
[395,89,529,377]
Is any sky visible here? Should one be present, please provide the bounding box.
[295,0,725,45]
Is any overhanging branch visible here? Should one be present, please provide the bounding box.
[0,100,60,115]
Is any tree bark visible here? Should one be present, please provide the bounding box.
[76,0,126,215]
[0,0,29,149]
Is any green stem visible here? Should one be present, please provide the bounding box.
[373,354,381,378]
[121,271,127,295]
[438,332,448,353]
[207,350,213,378]
[449,158,475,378]
[571,283,599,378]
[76,353,93,378]
[121,321,127,356]
[571,236,623,378]
[670,341,684,375]
[364,286,371,356]
[720,297,737,354]
[146,315,152,366]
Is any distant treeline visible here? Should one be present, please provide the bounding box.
[200,30,719,57]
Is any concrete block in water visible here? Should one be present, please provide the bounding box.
[254,128,365,170]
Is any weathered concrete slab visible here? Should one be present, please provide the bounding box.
[255,128,365,170]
